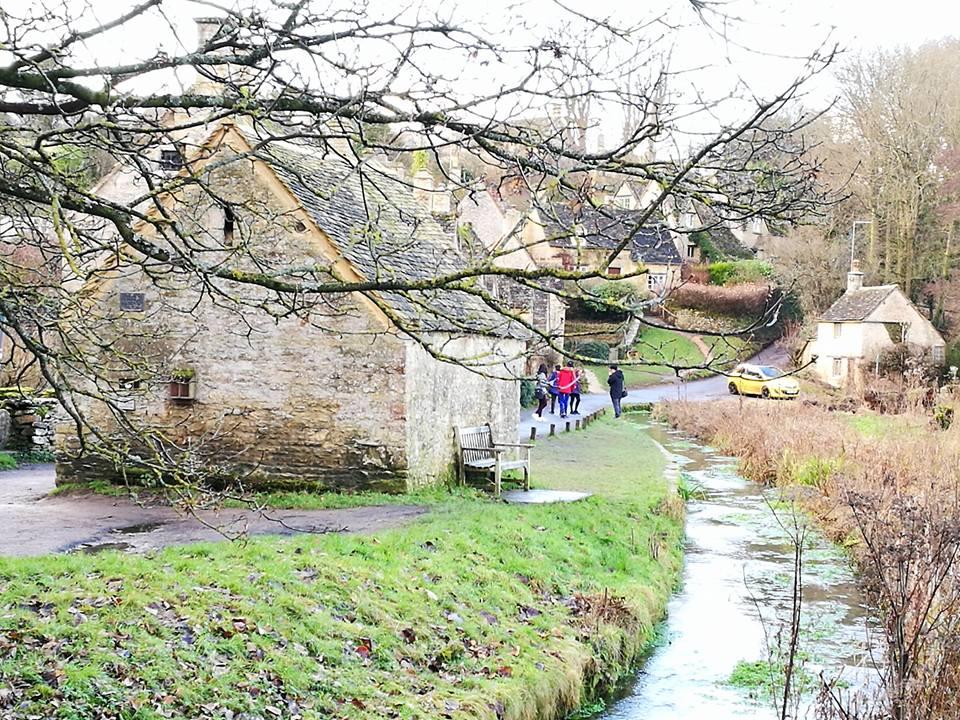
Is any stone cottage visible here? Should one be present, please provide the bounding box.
[528,203,683,293]
[456,185,567,367]
[807,263,946,388]
[56,119,527,491]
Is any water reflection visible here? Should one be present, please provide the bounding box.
[598,422,881,720]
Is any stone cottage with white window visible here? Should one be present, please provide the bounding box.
[524,203,683,292]
[807,263,945,388]
[56,119,526,491]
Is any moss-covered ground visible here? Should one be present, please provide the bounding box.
[0,416,682,720]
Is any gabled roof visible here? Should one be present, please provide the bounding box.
[820,285,897,322]
[541,204,681,265]
[258,139,526,339]
[691,201,753,260]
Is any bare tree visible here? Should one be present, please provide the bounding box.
[0,0,834,489]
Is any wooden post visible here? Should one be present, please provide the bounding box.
[549,423,556,436]
[529,426,537,441]
[576,419,582,430]
[565,421,571,432]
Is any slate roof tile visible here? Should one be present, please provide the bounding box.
[541,204,682,265]
[259,141,525,338]
[820,286,897,322]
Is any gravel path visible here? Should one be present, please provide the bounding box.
[0,465,427,557]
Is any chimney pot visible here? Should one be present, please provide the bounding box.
[846,259,864,294]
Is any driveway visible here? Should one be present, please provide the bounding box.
[518,344,788,440]
[0,465,427,557]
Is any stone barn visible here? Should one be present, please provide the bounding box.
[56,120,526,492]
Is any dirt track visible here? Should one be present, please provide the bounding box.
[0,464,427,557]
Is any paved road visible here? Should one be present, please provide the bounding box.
[519,344,788,440]
[0,465,426,557]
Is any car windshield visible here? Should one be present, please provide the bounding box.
[758,366,783,379]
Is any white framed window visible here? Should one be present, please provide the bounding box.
[932,346,946,364]
[832,358,843,376]
[833,323,842,340]
[686,244,696,258]
[647,272,667,290]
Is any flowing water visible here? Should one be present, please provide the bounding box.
[598,421,882,720]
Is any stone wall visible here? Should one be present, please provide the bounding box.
[4,398,58,450]
[404,334,524,486]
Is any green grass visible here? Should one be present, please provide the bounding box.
[844,412,924,439]
[0,451,17,470]
[0,417,683,720]
[588,327,706,388]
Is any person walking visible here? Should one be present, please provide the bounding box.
[570,365,582,415]
[557,361,576,418]
[534,363,550,420]
[547,364,560,414]
[608,364,626,418]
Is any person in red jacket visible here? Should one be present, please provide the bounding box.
[556,362,577,418]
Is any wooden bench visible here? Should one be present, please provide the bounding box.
[455,424,531,498]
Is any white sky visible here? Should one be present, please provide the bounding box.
[4,0,959,145]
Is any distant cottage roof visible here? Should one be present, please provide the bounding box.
[820,285,897,322]
[259,140,525,339]
[542,204,682,265]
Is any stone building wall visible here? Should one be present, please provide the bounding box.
[57,146,411,490]
[404,334,524,485]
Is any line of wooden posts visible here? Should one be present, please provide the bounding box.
[528,407,608,442]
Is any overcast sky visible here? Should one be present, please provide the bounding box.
[4,0,958,147]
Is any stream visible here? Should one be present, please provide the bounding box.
[597,420,883,720]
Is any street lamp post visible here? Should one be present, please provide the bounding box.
[850,220,873,268]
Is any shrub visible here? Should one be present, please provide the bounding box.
[708,260,772,286]
[577,341,611,362]
[668,282,771,317]
[519,379,537,408]
[0,452,17,470]
[582,281,639,316]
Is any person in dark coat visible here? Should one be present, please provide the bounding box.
[547,364,560,414]
[607,364,625,418]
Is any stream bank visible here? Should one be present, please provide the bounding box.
[594,419,881,719]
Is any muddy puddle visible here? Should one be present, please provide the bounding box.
[597,420,882,719]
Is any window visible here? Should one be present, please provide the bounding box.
[833,323,842,340]
[119,292,145,313]
[686,244,696,258]
[223,205,235,245]
[832,358,843,377]
[608,266,621,276]
[932,346,946,364]
[159,148,184,171]
[647,273,667,291]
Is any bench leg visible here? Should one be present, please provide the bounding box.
[458,458,465,487]
[523,463,530,491]
[494,456,502,499]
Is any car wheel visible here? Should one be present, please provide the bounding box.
[728,382,739,395]
[761,387,771,399]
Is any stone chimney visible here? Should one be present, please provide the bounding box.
[412,169,434,209]
[846,259,864,294]
[192,17,256,94]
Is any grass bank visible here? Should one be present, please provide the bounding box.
[0,417,683,720]
[659,399,960,719]
[586,326,705,388]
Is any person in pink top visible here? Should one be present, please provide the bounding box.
[556,362,577,418]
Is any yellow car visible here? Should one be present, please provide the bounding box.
[728,364,800,399]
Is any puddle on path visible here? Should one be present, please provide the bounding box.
[597,420,882,720]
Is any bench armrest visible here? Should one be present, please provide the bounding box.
[494,442,534,449]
